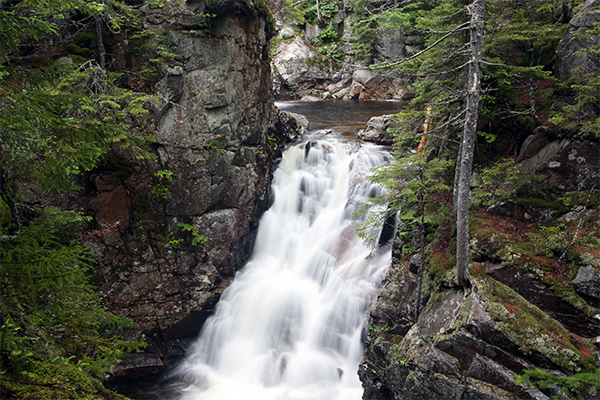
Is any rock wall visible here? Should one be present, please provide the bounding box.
[556,0,600,83]
[85,0,280,352]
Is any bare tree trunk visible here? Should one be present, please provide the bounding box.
[453,136,463,215]
[455,0,485,288]
[95,15,106,70]
[562,0,570,24]
[415,169,425,319]
[316,0,322,21]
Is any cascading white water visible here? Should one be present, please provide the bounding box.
[176,138,393,400]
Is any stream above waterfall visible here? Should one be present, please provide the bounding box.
[276,100,404,135]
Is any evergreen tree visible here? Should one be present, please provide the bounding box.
[366,0,574,287]
[367,0,484,287]
[455,0,485,287]
[0,0,157,396]
[362,129,451,316]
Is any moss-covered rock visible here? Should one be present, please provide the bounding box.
[360,209,600,399]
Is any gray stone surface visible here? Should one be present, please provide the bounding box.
[91,1,280,349]
[556,4,600,82]
[359,229,599,399]
[572,265,600,299]
[358,114,399,145]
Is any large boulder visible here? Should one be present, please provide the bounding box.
[272,35,330,99]
[572,265,600,300]
[520,137,599,192]
[358,114,399,145]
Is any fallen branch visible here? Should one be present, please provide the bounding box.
[557,186,596,264]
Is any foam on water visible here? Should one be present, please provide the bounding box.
[176,138,392,400]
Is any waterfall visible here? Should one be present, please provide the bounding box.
[176,138,393,400]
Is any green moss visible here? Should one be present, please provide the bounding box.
[561,190,600,208]
[135,194,149,212]
[453,293,473,330]
[105,154,135,180]
[74,31,95,42]
[474,275,596,372]
[516,197,572,214]
[387,344,408,366]
[551,283,597,318]
[65,43,94,58]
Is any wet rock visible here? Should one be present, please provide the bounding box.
[110,353,164,380]
[358,114,399,145]
[271,109,308,142]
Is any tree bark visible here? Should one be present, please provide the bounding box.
[453,135,463,216]
[455,0,485,288]
[416,168,425,319]
[316,0,322,20]
[562,0,570,24]
[95,15,106,70]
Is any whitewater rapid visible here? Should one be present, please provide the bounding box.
[176,138,393,400]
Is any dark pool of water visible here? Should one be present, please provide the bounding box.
[275,100,404,135]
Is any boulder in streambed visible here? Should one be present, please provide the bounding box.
[358,115,399,145]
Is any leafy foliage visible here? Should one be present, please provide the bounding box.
[472,158,541,209]
[294,0,339,24]
[313,27,339,46]
[356,122,452,250]
[0,209,142,380]
[550,22,600,138]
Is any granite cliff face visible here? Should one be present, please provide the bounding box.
[85,1,280,354]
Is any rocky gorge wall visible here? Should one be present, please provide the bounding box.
[72,0,298,376]
[71,0,600,387]
[271,8,414,101]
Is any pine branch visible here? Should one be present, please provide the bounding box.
[370,21,470,70]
